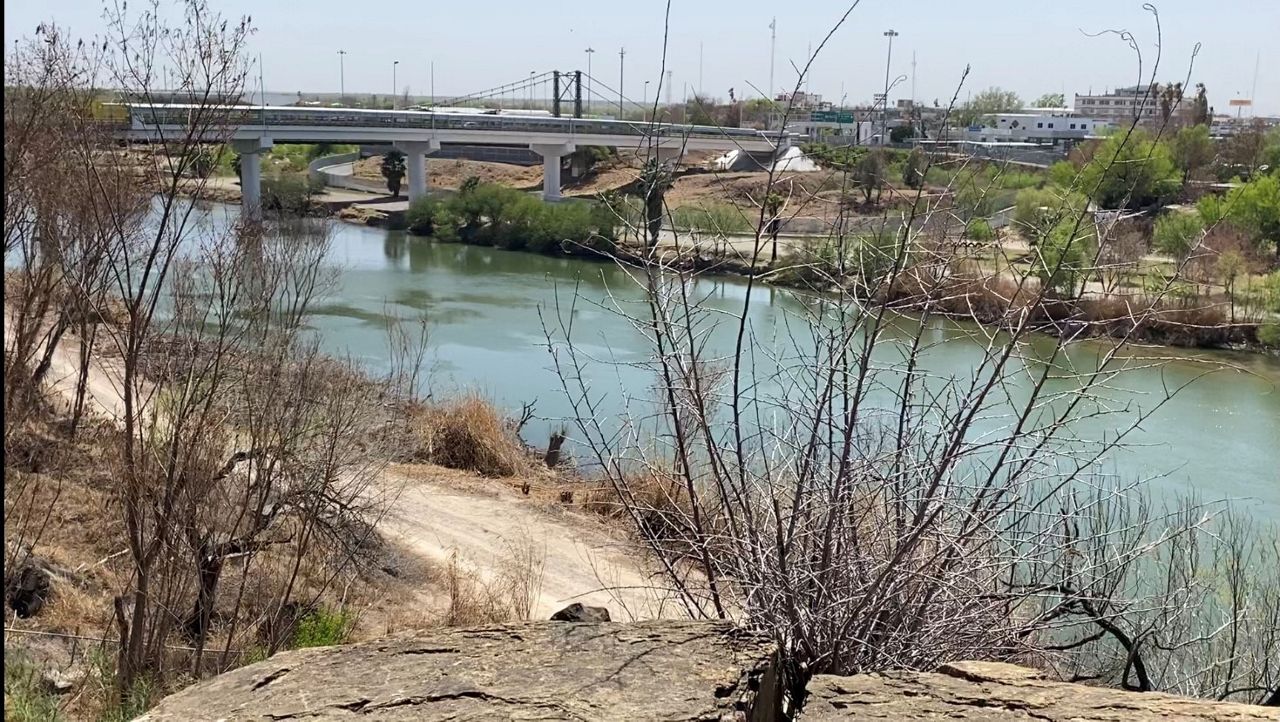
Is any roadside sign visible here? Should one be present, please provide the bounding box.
[1228,99,1252,107]
[811,111,855,123]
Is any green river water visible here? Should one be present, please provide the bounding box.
[209,206,1280,518]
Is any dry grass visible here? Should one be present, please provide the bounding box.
[405,394,531,477]
[436,538,547,626]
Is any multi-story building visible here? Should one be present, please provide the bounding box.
[1073,85,1160,122]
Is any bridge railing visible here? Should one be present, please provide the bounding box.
[122,104,788,145]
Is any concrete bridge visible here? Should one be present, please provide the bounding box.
[117,104,791,217]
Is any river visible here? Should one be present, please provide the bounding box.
[184,204,1277,518]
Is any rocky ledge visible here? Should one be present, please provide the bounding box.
[804,661,1279,721]
[137,621,1278,721]
[137,621,779,721]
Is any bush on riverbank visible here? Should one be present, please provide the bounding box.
[405,394,530,477]
[405,182,619,256]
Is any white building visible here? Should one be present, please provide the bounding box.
[962,109,1109,145]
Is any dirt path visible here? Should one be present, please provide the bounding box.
[8,318,676,622]
[381,467,677,621]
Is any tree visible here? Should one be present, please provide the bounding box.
[901,148,926,190]
[954,87,1022,126]
[1158,82,1184,123]
[1077,129,1181,210]
[1190,83,1210,126]
[1224,173,1280,257]
[381,150,407,197]
[1154,211,1204,256]
[856,149,886,204]
[764,191,784,262]
[1170,124,1214,185]
[1034,92,1066,108]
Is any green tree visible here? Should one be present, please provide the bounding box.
[381,150,407,197]
[1078,129,1181,210]
[1154,211,1204,256]
[954,87,1022,126]
[1170,124,1214,185]
[1224,173,1280,257]
[1033,93,1066,108]
[856,149,886,204]
[901,148,925,190]
[1036,220,1094,296]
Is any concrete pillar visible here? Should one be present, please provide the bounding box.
[395,140,440,203]
[531,142,575,201]
[232,136,273,220]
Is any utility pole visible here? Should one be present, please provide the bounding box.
[911,51,917,106]
[643,80,650,106]
[430,61,435,106]
[338,49,346,104]
[618,47,626,117]
[529,71,535,107]
[584,47,595,115]
[698,41,704,98]
[666,70,673,107]
[392,60,399,108]
[769,17,776,100]
[881,30,899,145]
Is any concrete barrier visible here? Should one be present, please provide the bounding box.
[308,152,386,194]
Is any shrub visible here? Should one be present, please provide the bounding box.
[409,394,527,477]
[1154,212,1204,256]
[261,172,324,215]
[291,606,354,649]
[1259,323,1280,348]
[669,203,752,234]
[965,218,995,241]
[405,196,441,235]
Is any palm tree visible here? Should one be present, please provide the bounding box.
[381,151,406,197]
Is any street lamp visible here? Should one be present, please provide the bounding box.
[584,47,595,115]
[338,49,347,105]
[881,30,899,145]
[393,60,399,108]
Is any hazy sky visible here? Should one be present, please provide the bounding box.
[5,0,1278,114]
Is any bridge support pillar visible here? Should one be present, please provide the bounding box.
[232,137,273,220]
[395,140,441,203]
[531,143,575,202]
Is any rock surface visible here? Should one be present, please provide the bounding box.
[801,661,1280,721]
[138,621,779,721]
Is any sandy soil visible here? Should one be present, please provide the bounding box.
[11,318,676,623]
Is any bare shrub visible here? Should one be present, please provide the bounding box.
[546,3,1279,710]
[407,394,529,477]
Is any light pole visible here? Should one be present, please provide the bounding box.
[584,47,595,115]
[529,71,535,107]
[881,30,899,145]
[393,60,399,108]
[643,80,650,106]
[338,49,347,105]
[618,47,626,117]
